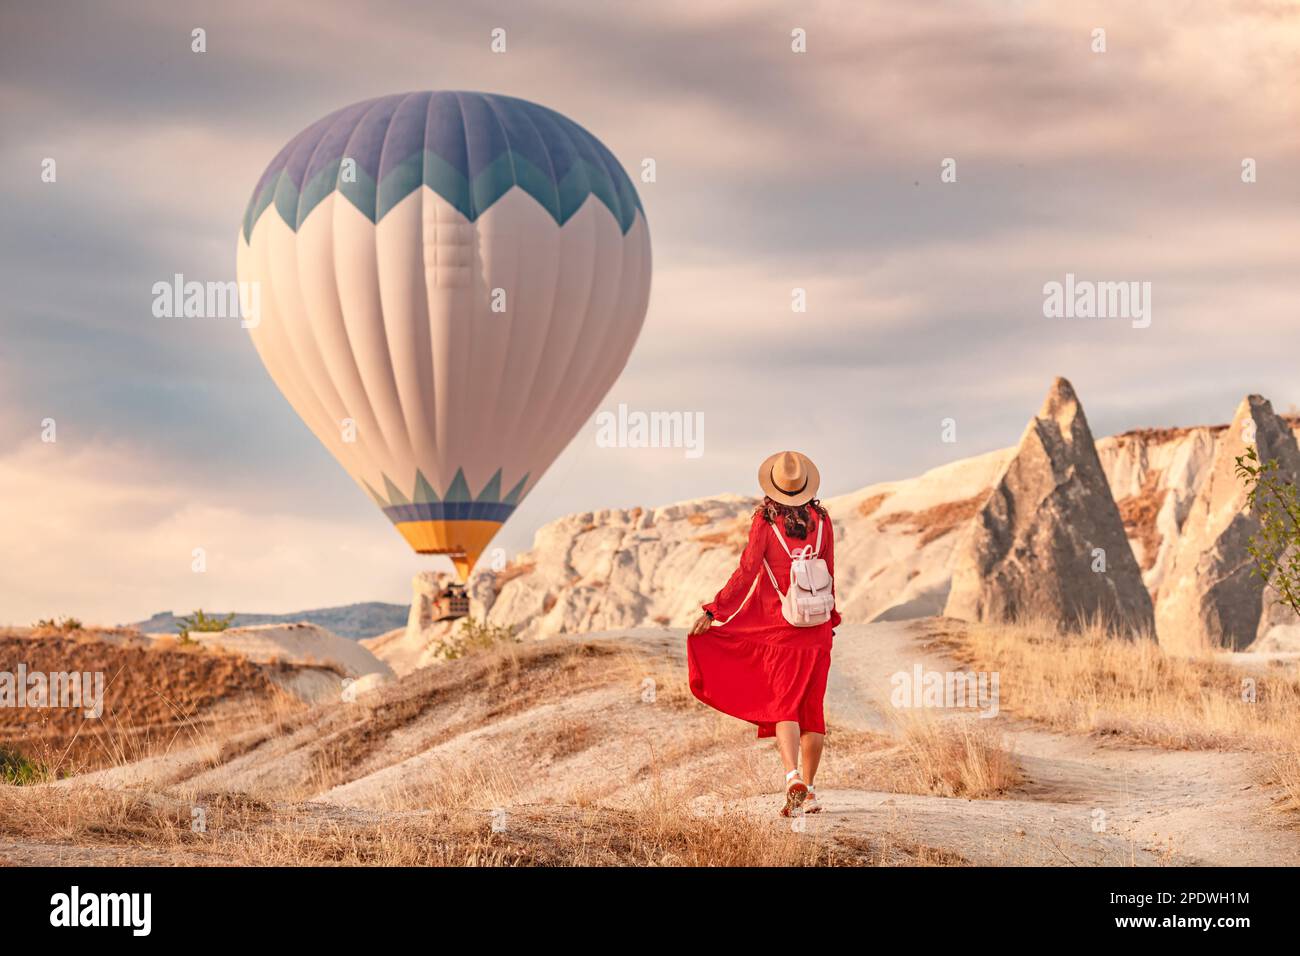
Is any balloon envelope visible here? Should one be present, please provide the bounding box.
[237,92,651,579]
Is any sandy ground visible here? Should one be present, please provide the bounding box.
[3,620,1297,866]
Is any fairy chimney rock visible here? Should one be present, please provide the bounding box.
[943,377,1155,634]
[1156,395,1300,651]
[1254,545,1300,652]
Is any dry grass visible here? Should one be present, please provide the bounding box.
[0,782,877,866]
[526,721,596,762]
[612,647,695,709]
[616,781,842,865]
[0,625,1004,866]
[0,630,309,778]
[934,616,1300,752]
[891,716,1022,797]
[829,722,1021,799]
[1264,753,1300,822]
[0,732,970,866]
[147,635,210,654]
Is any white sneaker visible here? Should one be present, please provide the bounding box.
[804,785,822,814]
[781,769,808,817]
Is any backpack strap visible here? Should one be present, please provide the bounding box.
[763,558,783,595]
[768,521,793,557]
[770,515,823,557]
[713,571,763,626]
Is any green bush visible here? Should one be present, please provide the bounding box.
[0,748,45,785]
[1235,445,1300,615]
[440,616,518,660]
[177,609,236,642]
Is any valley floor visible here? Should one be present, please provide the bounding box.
[819,621,1299,866]
[2,619,1296,866]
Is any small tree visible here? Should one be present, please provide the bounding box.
[1234,445,1300,615]
[438,616,518,660]
[177,609,235,644]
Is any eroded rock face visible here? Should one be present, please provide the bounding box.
[1098,425,1219,593]
[406,570,494,631]
[1254,551,1300,652]
[943,377,1154,635]
[1156,395,1300,651]
[195,623,393,678]
[361,384,1300,675]
[484,500,753,640]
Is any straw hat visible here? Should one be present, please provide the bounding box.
[757,451,820,507]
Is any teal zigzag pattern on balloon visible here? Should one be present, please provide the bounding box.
[363,468,529,524]
[244,151,639,240]
[241,92,645,242]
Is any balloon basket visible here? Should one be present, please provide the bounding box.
[431,583,470,623]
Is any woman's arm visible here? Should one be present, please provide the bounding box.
[823,511,842,629]
[699,511,767,625]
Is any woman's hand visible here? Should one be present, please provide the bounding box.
[689,612,713,636]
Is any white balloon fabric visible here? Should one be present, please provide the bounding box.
[237,92,651,579]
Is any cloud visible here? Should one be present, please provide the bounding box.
[3,0,1299,618]
[0,433,437,625]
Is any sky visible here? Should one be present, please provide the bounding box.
[2,0,1298,624]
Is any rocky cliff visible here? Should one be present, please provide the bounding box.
[944,378,1154,634]
[1155,396,1300,651]
[364,389,1300,672]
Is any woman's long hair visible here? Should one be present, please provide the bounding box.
[758,496,827,539]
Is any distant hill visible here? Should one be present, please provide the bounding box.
[127,602,409,640]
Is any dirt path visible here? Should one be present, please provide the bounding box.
[804,619,1300,866]
[4,620,1296,866]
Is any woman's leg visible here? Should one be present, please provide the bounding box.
[774,721,801,776]
[800,732,825,786]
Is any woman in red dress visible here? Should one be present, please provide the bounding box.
[688,450,840,817]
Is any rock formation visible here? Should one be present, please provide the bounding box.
[943,377,1154,634]
[190,622,393,701]
[1097,425,1218,593]
[1254,551,1300,652]
[1156,395,1300,651]
[357,382,1300,674]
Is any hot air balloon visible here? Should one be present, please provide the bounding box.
[237,91,651,590]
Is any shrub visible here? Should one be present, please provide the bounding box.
[440,616,518,660]
[177,609,236,642]
[1236,446,1300,615]
[0,748,45,785]
[32,616,83,632]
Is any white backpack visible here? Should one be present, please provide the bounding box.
[763,517,835,627]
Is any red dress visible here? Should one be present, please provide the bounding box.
[688,508,840,738]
